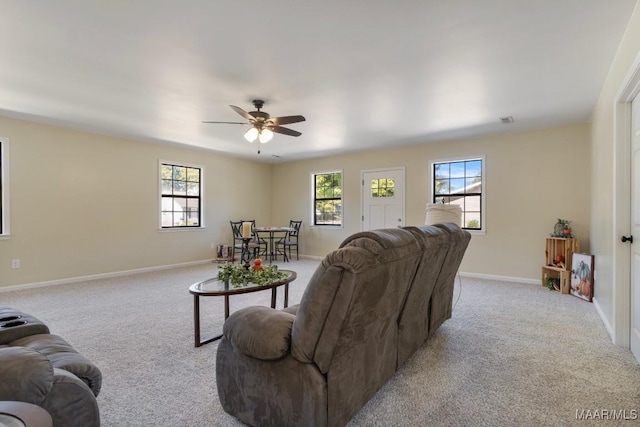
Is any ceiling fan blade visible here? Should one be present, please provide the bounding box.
[229,105,256,122]
[202,121,248,124]
[270,125,302,137]
[269,115,306,126]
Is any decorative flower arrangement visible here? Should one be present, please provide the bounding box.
[217,261,288,287]
[551,219,573,238]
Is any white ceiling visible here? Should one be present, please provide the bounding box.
[0,1,637,163]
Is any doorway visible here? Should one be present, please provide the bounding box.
[613,52,640,363]
[630,93,640,361]
[361,168,405,231]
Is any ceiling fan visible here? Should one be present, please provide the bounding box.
[203,99,306,143]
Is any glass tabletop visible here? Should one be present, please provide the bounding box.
[189,270,295,296]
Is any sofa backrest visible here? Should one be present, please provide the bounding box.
[397,225,451,366]
[396,224,471,367]
[427,223,471,332]
[290,228,423,426]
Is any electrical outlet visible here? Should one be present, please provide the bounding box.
[211,242,216,249]
[11,259,20,269]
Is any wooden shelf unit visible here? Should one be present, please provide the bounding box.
[542,266,570,294]
[542,237,579,294]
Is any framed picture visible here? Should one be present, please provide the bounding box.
[570,253,594,302]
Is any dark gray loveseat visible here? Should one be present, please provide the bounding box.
[0,307,102,427]
[216,224,471,426]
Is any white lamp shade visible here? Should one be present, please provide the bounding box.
[244,127,259,142]
[259,129,274,143]
[425,203,462,227]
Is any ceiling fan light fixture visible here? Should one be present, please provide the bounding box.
[244,127,259,142]
[205,100,305,144]
[259,128,274,143]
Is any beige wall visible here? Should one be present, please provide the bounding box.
[273,123,591,281]
[590,4,640,339]
[0,116,592,287]
[0,116,272,288]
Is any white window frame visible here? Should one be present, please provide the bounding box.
[430,155,486,234]
[310,169,344,228]
[158,159,205,231]
[0,138,10,240]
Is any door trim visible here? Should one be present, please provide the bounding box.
[613,51,640,348]
[360,167,406,231]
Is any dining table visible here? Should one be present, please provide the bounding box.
[254,226,294,263]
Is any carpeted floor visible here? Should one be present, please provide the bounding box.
[2,259,639,426]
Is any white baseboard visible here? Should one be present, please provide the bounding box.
[592,297,615,341]
[2,258,539,293]
[0,259,213,293]
[459,271,539,285]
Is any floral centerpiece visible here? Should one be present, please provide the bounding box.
[217,260,288,288]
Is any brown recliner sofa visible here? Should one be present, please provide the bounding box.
[216,224,471,426]
[0,307,102,427]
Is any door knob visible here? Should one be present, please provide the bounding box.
[621,235,633,243]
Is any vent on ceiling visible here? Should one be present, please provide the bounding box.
[500,116,514,124]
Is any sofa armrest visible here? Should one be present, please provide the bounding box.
[11,334,102,396]
[41,368,100,427]
[0,307,50,345]
[0,346,53,404]
[223,306,295,360]
[282,304,299,316]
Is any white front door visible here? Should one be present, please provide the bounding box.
[631,93,640,362]
[362,168,405,231]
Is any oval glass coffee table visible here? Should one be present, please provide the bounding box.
[189,269,296,347]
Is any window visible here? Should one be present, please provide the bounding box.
[370,178,395,198]
[0,139,9,239]
[160,162,203,229]
[312,171,342,226]
[432,157,484,231]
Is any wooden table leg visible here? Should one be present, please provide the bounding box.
[193,294,201,347]
[284,283,289,308]
[224,294,230,319]
[271,288,277,308]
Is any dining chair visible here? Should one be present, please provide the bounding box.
[230,220,261,262]
[276,220,302,261]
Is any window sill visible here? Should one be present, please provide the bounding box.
[158,227,206,233]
